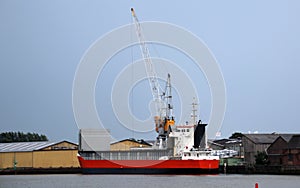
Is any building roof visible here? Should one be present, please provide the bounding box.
[288,135,300,149]
[280,134,295,142]
[212,139,231,146]
[243,134,296,144]
[208,140,224,148]
[111,138,152,146]
[145,140,155,146]
[0,141,77,152]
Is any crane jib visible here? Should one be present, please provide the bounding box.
[131,8,175,149]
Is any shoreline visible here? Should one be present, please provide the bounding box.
[0,167,82,175]
[219,165,300,175]
[1,165,300,175]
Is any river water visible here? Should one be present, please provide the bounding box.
[0,174,299,188]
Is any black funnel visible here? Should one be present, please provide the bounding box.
[194,120,207,149]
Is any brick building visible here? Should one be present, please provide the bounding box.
[241,134,298,165]
[267,135,300,166]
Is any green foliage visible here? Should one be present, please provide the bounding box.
[229,132,243,139]
[255,151,269,165]
[0,132,48,143]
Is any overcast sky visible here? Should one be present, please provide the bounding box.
[1,0,300,142]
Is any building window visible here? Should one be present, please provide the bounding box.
[288,154,293,161]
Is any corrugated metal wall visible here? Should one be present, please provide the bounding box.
[0,150,79,169]
[79,129,111,151]
[80,149,173,160]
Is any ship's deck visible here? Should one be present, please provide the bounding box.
[79,149,174,160]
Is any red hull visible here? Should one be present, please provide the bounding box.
[78,156,219,174]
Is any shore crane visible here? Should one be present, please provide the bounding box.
[131,8,174,148]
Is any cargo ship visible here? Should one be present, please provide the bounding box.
[77,74,220,174]
[78,121,220,174]
[77,8,220,174]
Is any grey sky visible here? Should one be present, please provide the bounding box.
[1,1,300,142]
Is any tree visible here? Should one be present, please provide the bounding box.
[0,132,48,143]
[229,132,243,139]
[255,151,269,165]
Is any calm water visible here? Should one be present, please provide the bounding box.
[0,174,299,188]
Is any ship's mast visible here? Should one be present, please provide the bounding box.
[191,97,198,125]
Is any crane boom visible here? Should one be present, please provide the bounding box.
[131,8,174,149]
[131,8,162,116]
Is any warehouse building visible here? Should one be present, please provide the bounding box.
[0,141,79,169]
[267,134,300,166]
[110,138,152,151]
[242,133,295,164]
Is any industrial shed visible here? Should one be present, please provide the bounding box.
[0,141,79,169]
